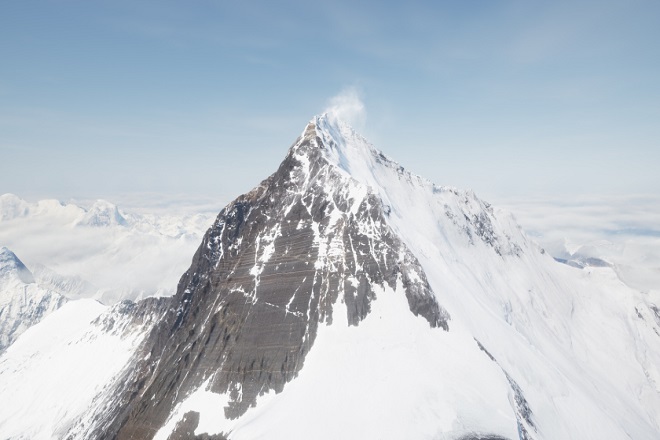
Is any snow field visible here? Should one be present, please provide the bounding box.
[0,300,148,439]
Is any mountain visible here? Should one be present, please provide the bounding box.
[1,115,659,439]
[0,297,163,439]
[74,200,128,227]
[0,247,67,352]
[29,263,98,300]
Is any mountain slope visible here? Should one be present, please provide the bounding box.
[72,115,451,439]
[0,298,163,440]
[1,115,658,440]
[307,116,660,439]
[81,116,660,439]
[0,247,67,352]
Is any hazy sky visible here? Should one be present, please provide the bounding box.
[1,0,659,204]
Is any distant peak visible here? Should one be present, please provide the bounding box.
[0,246,14,259]
[0,247,35,284]
[75,200,127,227]
[0,246,20,264]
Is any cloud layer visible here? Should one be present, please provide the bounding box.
[0,194,215,304]
[498,194,660,293]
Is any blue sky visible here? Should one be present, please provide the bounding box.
[1,0,659,204]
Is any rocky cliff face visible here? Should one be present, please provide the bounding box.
[76,117,449,439]
[55,115,660,440]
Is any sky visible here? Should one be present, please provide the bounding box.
[1,0,659,205]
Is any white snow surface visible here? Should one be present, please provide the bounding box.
[153,115,660,439]
[156,282,518,440]
[0,247,67,352]
[0,299,150,440]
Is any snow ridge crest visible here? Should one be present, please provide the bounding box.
[298,114,453,198]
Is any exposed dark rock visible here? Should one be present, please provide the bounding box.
[651,304,660,323]
[475,339,496,361]
[93,297,168,337]
[504,372,535,440]
[167,412,228,440]
[475,339,536,440]
[76,120,450,440]
[442,200,521,257]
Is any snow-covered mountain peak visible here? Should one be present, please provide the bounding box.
[313,112,370,150]
[301,114,481,204]
[291,115,524,259]
[0,247,35,285]
[75,200,127,227]
[303,113,396,179]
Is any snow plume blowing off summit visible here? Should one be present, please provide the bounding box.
[1,113,659,440]
[323,87,366,130]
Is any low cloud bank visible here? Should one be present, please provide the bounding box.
[497,194,660,293]
[0,194,216,304]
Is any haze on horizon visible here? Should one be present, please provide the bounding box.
[1,0,659,204]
